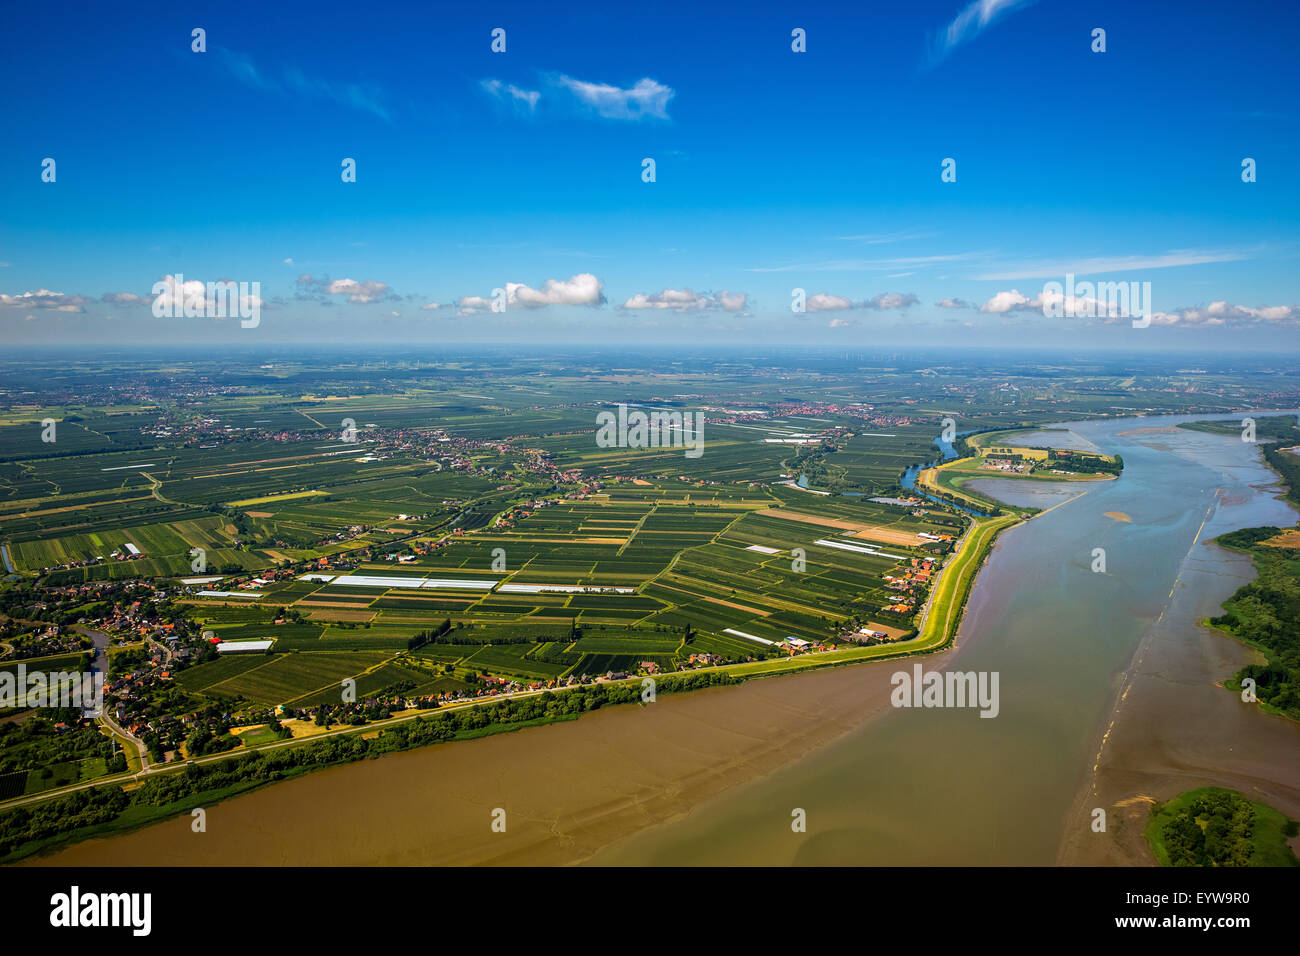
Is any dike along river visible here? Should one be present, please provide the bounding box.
[33,412,1300,866]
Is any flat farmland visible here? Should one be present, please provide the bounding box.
[189,651,393,706]
[8,514,241,573]
[825,424,945,492]
[547,432,793,483]
[256,478,933,658]
[0,375,994,702]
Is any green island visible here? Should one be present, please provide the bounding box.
[1145,787,1299,867]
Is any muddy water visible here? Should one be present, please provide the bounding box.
[31,661,908,866]
[32,413,1300,866]
[1060,418,1300,864]
[589,412,1300,865]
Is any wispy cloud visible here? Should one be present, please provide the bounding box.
[971,249,1251,280]
[477,74,674,120]
[747,252,985,273]
[481,79,540,112]
[928,0,1035,66]
[835,230,937,244]
[217,48,391,122]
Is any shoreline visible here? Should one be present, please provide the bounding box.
[10,497,1024,865]
[25,658,919,866]
[1057,425,1300,866]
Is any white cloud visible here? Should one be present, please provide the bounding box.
[509,273,605,308]
[0,289,90,312]
[806,293,854,312]
[798,291,918,312]
[936,297,973,309]
[979,286,1154,321]
[420,302,441,311]
[980,289,1036,313]
[555,75,674,120]
[151,276,208,314]
[621,287,747,313]
[864,292,920,310]
[457,296,495,316]
[715,290,748,312]
[458,274,606,314]
[1038,287,1130,320]
[829,317,855,328]
[1149,301,1300,327]
[326,278,392,303]
[296,274,396,304]
[151,275,262,316]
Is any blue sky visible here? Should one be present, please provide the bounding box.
[2,0,1298,347]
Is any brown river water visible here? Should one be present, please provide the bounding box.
[28,412,1300,866]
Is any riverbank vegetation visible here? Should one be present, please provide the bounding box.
[0,670,741,862]
[1207,526,1300,721]
[1184,415,1300,722]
